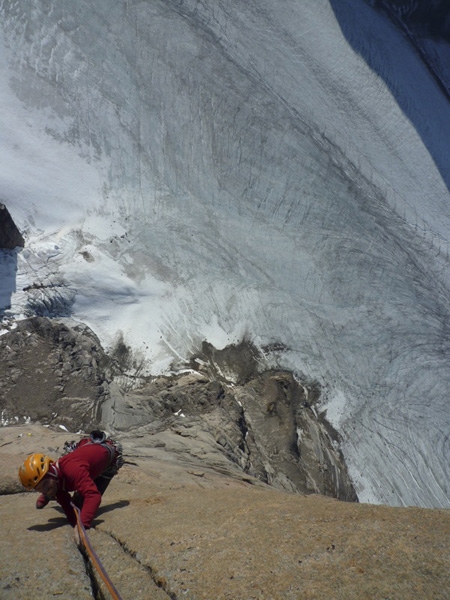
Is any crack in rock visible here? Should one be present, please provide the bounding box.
[84,528,175,600]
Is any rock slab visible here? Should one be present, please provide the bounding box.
[1,425,450,600]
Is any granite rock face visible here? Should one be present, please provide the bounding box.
[1,425,449,600]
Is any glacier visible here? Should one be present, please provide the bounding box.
[1,0,450,508]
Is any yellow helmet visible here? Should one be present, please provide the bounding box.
[18,454,54,490]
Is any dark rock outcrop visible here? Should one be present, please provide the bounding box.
[0,317,356,501]
[0,317,112,431]
[0,204,24,249]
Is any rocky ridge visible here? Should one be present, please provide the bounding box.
[1,317,449,598]
[0,318,356,500]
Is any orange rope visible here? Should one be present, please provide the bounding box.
[72,503,123,600]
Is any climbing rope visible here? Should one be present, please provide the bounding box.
[72,503,123,600]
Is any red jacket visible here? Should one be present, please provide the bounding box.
[52,442,112,528]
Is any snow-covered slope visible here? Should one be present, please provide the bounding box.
[1,0,450,508]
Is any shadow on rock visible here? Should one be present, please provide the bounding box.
[97,500,130,516]
[28,517,68,532]
[27,501,128,531]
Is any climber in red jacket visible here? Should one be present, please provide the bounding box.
[19,431,123,535]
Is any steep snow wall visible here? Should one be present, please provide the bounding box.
[1,0,450,508]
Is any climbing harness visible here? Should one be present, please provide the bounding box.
[72,502,123,600]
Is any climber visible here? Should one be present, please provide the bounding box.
[18,431,124,535]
